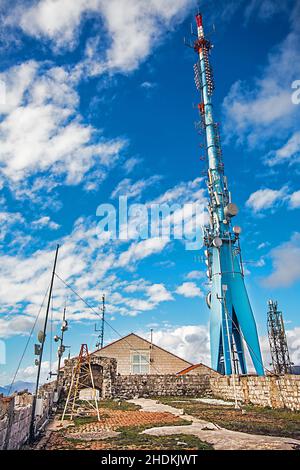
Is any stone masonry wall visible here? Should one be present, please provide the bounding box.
[210,375,300,411]
[0,383,56,450]
[114,374,212,399]
[62,356,117,399]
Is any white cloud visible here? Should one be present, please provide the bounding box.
[147,283,174,303]
[20,0,100,48]
[257,242,270,250]
[111,175,161,200]
[0,314,35,339]
[244,0,291,21]
[140,322,300,371]
[222,2,300,148]
[186,270,204,280]
[118,237,170,267]
[246,186,300,213]
[175,282,203,299]
[263,232,300,288]
[113,176,207,268]
[289,190,300,209]
[0,211,25,241]
[123,156,142,174]
[141,81,157,90]
[151,177,205,206]
[0,61,126,191]
[260,327,300,369]
[246,187,287,213]
[266,131,300,167]
[32,216,60,230]
[16,360,55,384]
[17,0,193,73]
[141,324,210,365]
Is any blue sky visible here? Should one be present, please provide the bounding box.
[0,0,300,385]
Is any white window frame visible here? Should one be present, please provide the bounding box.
[130,350,150,375]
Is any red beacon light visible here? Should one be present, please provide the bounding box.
[196,14,203,28]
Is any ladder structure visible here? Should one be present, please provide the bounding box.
[61,344,100,422]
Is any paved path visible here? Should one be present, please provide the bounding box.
[129,398,300,451]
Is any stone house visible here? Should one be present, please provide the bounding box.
[92,333,193,375]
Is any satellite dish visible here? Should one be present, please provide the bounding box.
[225,203,239,218]
[213,237,223,248]
[206,292,212,309]
[38,330,45,344]
[233,226,242,235]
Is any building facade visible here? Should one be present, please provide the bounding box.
[93,333,192,375]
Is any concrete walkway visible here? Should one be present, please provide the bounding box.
[129,398,300,451]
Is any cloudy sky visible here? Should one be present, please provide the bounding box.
[0,0,300,385]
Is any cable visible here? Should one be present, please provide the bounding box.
[54,272,163,374]
[8,285,50,395]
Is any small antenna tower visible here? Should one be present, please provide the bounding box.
[95,294,105,350]
[267,300,292,375]
[61,344,100,422]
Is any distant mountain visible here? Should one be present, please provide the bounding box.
[0,381,35,396]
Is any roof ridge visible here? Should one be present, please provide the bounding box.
[92,332,193,366]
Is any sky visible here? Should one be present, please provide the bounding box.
[0,0,300,386]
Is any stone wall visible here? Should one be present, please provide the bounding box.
[210,375,300,411]
[62,356,117,399]
[114,374,212,399]
[0,383,56,450]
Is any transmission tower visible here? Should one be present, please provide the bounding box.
[267,300,292,375]
[188,13,264,375]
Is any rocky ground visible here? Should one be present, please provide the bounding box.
[27,397,300,451]
[31,399,211,451]
[133,398,300,451]
[156,397,300,440]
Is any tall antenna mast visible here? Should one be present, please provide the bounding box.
[267,300,292,375]
[95,294,105,350]
[30,244,60,440]
[53,303,69,401]
[191,13,264,375]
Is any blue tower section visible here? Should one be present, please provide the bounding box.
[193,14,264,376]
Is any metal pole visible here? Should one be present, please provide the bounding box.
[101,294,105,350]
[55,306,66,394]
[30,244,60,440]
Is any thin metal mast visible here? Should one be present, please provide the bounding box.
[95,294,105,350]
[30,244,59,439]
[53,304,69,398]
[267,300,292,375]
[192,13,264,376]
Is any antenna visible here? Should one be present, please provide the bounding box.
[267,300,292,375]
[95,294,105,350]
[188,12,264,376]
[30,245,60,441]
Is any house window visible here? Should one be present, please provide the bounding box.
[131,351,150,374]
